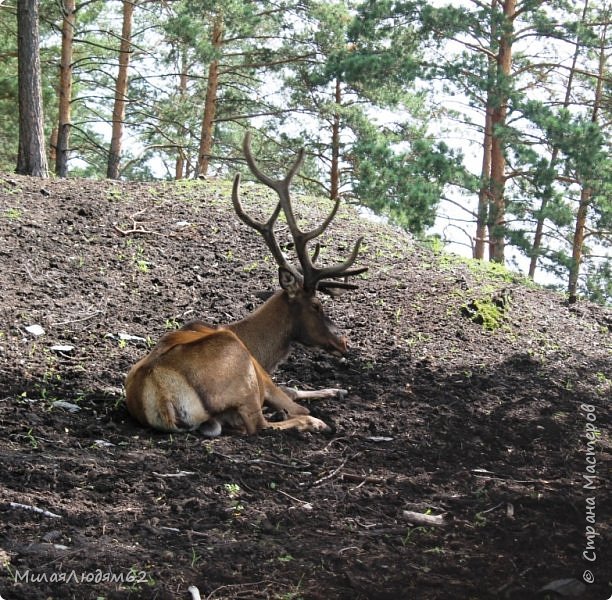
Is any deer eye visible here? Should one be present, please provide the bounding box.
[312,299,323,312]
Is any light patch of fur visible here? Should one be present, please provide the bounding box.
[142,368,209,432]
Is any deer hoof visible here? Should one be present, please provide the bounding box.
[321,388,347,399]
[304,416,331,433]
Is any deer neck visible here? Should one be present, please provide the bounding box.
[226,291,294,373]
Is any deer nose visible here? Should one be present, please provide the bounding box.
[334,336,348,354]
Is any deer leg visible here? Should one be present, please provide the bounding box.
[264,386,346,417]
[264,414,330,433]
[260,372,330,432]
[235,389,329,434]
[235,396,269,435]
[265,385,310,416]
[280,386,347,402]
[226,363,328,434]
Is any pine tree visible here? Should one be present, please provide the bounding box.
[0,2,20,169]
[16,0,48,177]
[55,0,75,177]
[126,0,299,179]
[567,10,610,303]
[107,0,136,179]
[339,0,469,232]
[509,0,610,302]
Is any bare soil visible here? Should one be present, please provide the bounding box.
[0,173,610,600]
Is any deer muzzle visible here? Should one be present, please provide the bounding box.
[330,335,348,355]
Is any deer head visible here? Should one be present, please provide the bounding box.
[231,132,367,358]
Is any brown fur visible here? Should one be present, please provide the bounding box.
[125,306,330,435]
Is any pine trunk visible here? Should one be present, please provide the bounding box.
[49,127,58,164]
[567,12,606,303]
[487,0,515,264]
[196,14,223,177]
[107,0,135,180]
[330,77,342,201]
[175,153,185,180]
[175,47,189,180]
[56,0,76,178]
[529,0,588,279]
[16,0,48,178]
[474,1,498,260]
[474,100,492,259]
[568,189,591,303]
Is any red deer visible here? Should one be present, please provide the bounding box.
[125,133,366,435]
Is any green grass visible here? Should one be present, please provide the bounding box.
[3,207,22,220]
[461,297,508,331]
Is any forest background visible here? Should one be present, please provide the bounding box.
[1,0,610,304]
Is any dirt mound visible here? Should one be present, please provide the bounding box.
[0,173,610,599]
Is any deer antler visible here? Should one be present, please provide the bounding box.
[233,132,367,293]
[231,173,291,273]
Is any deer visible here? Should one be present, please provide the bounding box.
[125,133,367,436]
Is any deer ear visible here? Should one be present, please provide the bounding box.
[279,267,301,297]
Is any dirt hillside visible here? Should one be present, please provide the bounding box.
[0,173,610,600]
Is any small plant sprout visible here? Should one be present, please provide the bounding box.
[164,318,180,330]
[277,553,294,563]
[224,482,241,498]
[25,428,38,449]
[224,483,244,516]
[190,547,202,568]
[4,207,22,220]
[136,259,149,273]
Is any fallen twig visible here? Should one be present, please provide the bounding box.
[152,471,195,478]
[471,468,547,484]
[340,472,389,485]
[305,452,361,487]
[113,223,160,236]
[480,502,504,515]
[277,489,313,510]
[402,510,446,527]
[203,581,269,600]
[24,262,39,283]
[316,436,351,453]
[51,310,103,327]
[188,585,202,600]
[213,451,310,470]
[113,208,164,236]
[248,458,309,470]
[9,502,61,519]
